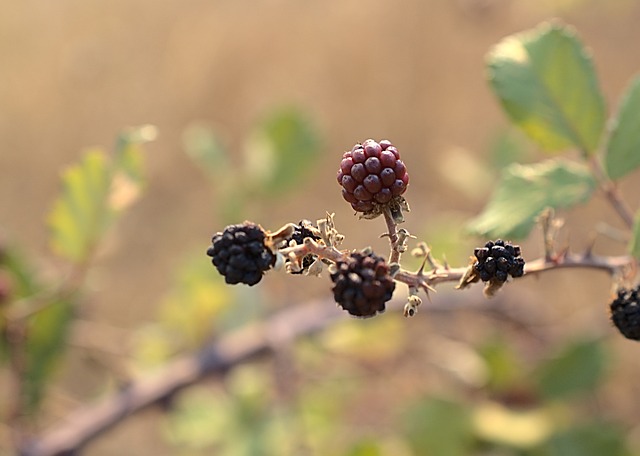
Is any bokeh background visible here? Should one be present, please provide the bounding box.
[2,0,640,455]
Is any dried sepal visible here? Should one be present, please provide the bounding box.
[306,257,324,276]
[483,279,504,298]
[456,257,481,290]
[317,212,344,248]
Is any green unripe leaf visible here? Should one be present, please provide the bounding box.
[605,75,640,180]
[487,21,606,155]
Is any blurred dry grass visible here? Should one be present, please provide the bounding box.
[2,0,640,454]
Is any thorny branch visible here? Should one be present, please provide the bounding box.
[18,246,635,456]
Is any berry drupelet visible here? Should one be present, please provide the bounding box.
[337,139,409,214]
[610,286,640,341]
[473,239,525,284]
[207,222,275,286]
[330,250,396,318]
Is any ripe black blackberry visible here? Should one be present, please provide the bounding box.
[207,222,275,286]
[330,250,396,317]
[336,139,409,214]
[289,220,322,274]
[473,239,524,284]
[610,287,640,341]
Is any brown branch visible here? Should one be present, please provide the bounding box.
[19,300,344,456]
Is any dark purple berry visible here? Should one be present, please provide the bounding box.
[610,287,640,341]
[207,222,275,286]
[472,239,525,283]
[330,250,395,317]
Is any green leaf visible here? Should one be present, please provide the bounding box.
[25,298,75,411]
[535,338,607,400]
[537,423,629,456]
[403,397,474,456]
[468,159,596,239]
[244,107,321,195]
[629,211,640,259]
[48,149,113,262]
[487,21,606,155]
[48,127,154,262]
[605,75,640,180]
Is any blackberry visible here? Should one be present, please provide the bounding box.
[207,222,275,286]
[330,249,396,318]
[610,287,640,341]
[289,220,322,274]
[473,239,524,284]
[336,139,409,214]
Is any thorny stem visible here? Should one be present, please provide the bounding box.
[382,206,401,264]
[588,156,635,229]
[279,238,635,293]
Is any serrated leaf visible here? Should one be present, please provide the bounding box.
[244,107,321,195]
[535,338,607,400]
[25,298,74,411]
[629,211,640,259]
[403,397,473,456]
[468,159,596,239]
[488,21,606,155]
[605,76,640,180]
[48,149,113,262]
[49,127,153,262]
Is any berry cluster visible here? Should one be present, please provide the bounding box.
[289,220,322,274]
[610,287,640,341]
[336,139,409,214]
[473,240,525,283]
[330,250,396,318]
[207,222,275,286]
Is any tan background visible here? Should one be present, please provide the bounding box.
[2,0,640,454]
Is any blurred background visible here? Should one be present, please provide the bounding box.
[2,0,640,455]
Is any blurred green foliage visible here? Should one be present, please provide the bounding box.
[2,16,640,455]
[469,159,595,239]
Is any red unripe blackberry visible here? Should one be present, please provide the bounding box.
[330,250,396,318]
[207,222,275,286]
[610,287,640,341]
[473,239,524,284]
[337,139,409,214]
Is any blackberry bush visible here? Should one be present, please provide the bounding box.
[207,222,275,286]
[203,21,640,343]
